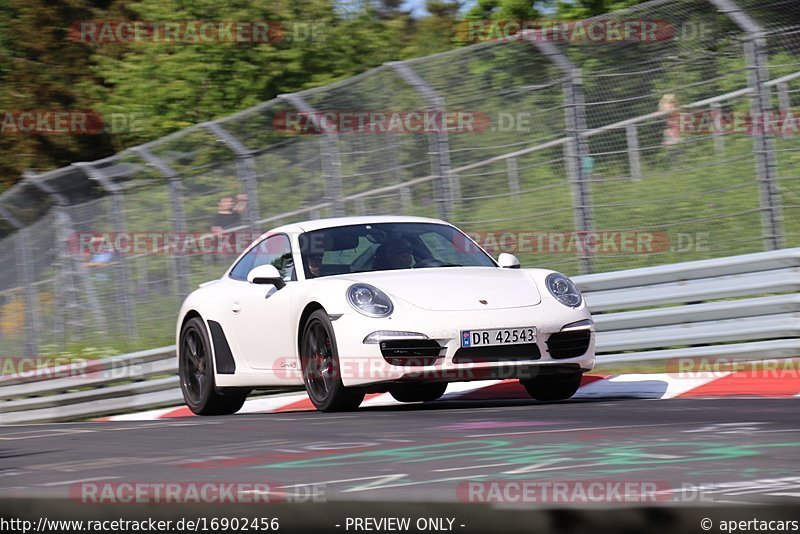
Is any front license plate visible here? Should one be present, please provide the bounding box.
[461,327,537,348]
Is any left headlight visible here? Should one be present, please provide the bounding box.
[346,283,394,318]
[545,273,583,308]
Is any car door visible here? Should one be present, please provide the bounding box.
[224,234,298,371]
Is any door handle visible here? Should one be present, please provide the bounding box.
[231,300,242,314]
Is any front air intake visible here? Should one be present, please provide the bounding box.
[452,343,541,364]
[380,339,444,366]
[546,329,592,359]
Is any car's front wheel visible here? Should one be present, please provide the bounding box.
[179,317,248,415]
[520,372,583,401]
[389,383,448,403]
[301,310,365,412]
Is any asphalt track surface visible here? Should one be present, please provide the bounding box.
[1,397,799,507]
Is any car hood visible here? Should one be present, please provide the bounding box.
[342,267,541,311]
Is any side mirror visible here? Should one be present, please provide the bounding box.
[247,264,286,289]
[497,253,521,269]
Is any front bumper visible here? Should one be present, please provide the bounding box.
[331,305,595,388]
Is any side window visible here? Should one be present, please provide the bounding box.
[229,246,258,281]
[229,234,294,281]
[253,235,294,281]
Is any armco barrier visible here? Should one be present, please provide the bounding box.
[2,248,799,423]
[0,346,179,424]
[585,248,800,364]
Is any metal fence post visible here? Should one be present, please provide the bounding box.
[710,0,784,250]
[506,157,521,195]
[0,206,39,356]
[626,125,642,181]
[75,163,139,341]
[25,173,107,348]
[279,94,345,217]
[527,37,595,274]
[711,102,725,153]
[776,82,790,114]
[131,147,191,299]
[202,122,262,229]
[389,61,456,220]
[387,132,413,213]
[16,229,40,356]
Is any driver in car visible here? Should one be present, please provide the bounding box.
[373,238,414,270]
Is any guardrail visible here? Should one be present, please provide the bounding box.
[581,248,800,365]
[2,248,799,423]
[0,346,180,424]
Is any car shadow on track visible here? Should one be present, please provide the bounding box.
[365,396,644,411]
[349,375,670,413]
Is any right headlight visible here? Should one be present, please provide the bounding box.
[545,273,582,308]
[346,283,394,318]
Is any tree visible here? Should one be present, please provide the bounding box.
[403,1,462,57]
[466,0,541,20]
[555,0,651,19]
[0,0,116,187]
[0,0,661,190]
[85,0,412,144]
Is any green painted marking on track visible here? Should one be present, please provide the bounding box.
[255,439,800,470]
[256,440,583,469]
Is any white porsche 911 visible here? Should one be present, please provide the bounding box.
[177,216,595,413]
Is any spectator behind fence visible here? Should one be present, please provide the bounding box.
[211,196,241,259]
[84,236,113,282]
[85,237,113,268]
[233,193,248,221]
[659,93,680,149]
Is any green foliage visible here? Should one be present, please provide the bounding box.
[554,0,651,19]
[0,0,686,189]
[0,0,116,188]
[402,1,462,57]
[84,0,416,145]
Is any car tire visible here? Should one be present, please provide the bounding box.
[389,383,448,403]
[301,310,365,412]
[520,372,583,401]
[179,317,248,415]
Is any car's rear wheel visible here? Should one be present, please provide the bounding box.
[179,317,248,415]
[301,310,365,412]
[520,372,583,401]
[389,383,448,403]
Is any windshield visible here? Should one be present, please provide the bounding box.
[298,222,496,278]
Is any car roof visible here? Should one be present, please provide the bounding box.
[269,215,450,235]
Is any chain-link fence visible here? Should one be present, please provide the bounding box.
[0,0,798,356]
